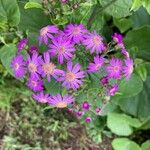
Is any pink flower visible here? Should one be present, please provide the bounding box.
[48,94,74,108]
[107,58,122,79]
[107,84,119,96]
[64,24,87,44]
[58,62,85,90]
[39,25,59,45]
[87,56,105,73]
[123,58,134,80]
[48,36,75,64]
[39,52,64,82]
[83,31,105,54]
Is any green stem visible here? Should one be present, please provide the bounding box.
[87,0,118,29]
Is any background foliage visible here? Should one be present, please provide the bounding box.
[0,0,150,149]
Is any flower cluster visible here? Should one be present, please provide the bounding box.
[11,24,134,123]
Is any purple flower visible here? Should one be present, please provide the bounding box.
[11,55,26,78]
[48,36,75,64]
[87,56,105,73]
[17,38,28,53]
[48,94,75,108]
[64,24,87,44]
[29,45,38,54]
[123,58,134,80]
[82,101,90,110]
[100,76,109,85]
[85,117,92,123]
[107,84,119,96]
[39,25,59,45]
[76,111,84,118]
[58,62,85,90]
[83,31,105,54]
[32,91,51,103]
[95,107,101,113]
[121,49,130,58]
[27,76,43,92]
[112,33,123,44]
[39,52,64,82]
[107,58,122,79]
[27,53,42,78]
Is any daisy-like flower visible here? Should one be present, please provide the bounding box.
[11,55,26,78]
[17,38,28,53]
[32,91,51,103]
[27,53,42,78]
[100,76,109,85]
[48,94,74,108]
[39,25,59,45]
[107,84,119,96]
[27,76,43,92]
[48,36,75,64]
[39,52,64,82]
[107,58,122,79]
[58,62,85,90]
[87,56,105,73]
[64,24,87,44]
[83,31,105,54]
[112,33,123,44]
[123,58,134,80]
[121,49,129,58]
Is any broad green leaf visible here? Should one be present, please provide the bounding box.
[131,0,142,11]
[113,18,132,33]
[0,44,17,75]
[44,78,62,95]
[99,0,132,18]
[112,138,141,150]
[130,7,150,28]
[107,113,142,136]
[141,140,150,150]
[124,26,150,61]
[114,76,150,119]
[143,0,150,15]
[140,117,150,130]
[18,2,50,32]
[113,74,143,99]
[0,0,20,26]
[24,2,42,9]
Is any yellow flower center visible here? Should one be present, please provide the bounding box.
[14,63,19,70]
[92,36,101,45]
[113,66,119,72]
[43,63,55,75]
[56,101,67,108]
[28,63,37,72]
[57,46,66,54]
[72,27,80,35]
[40,27,48,36]
[31,81,37,87]
[95,64,101,71]
[66,72,76,82]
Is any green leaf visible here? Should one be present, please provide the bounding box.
[99,0,132,18]
[131,0,142,11]
[44,78,62,95]
[107,113,142,136]
[0,0,20,26]
[24,2,42,9]
[114,76,150,119]
[141,140,150,150]
[142,0,150,15]
[18,2,50,32]
[113,74,143,99]
[124,26,150,61]
[130,7,150,28]
[0,44,17,75]
[113,18,132,33]
[112,138,141,150]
